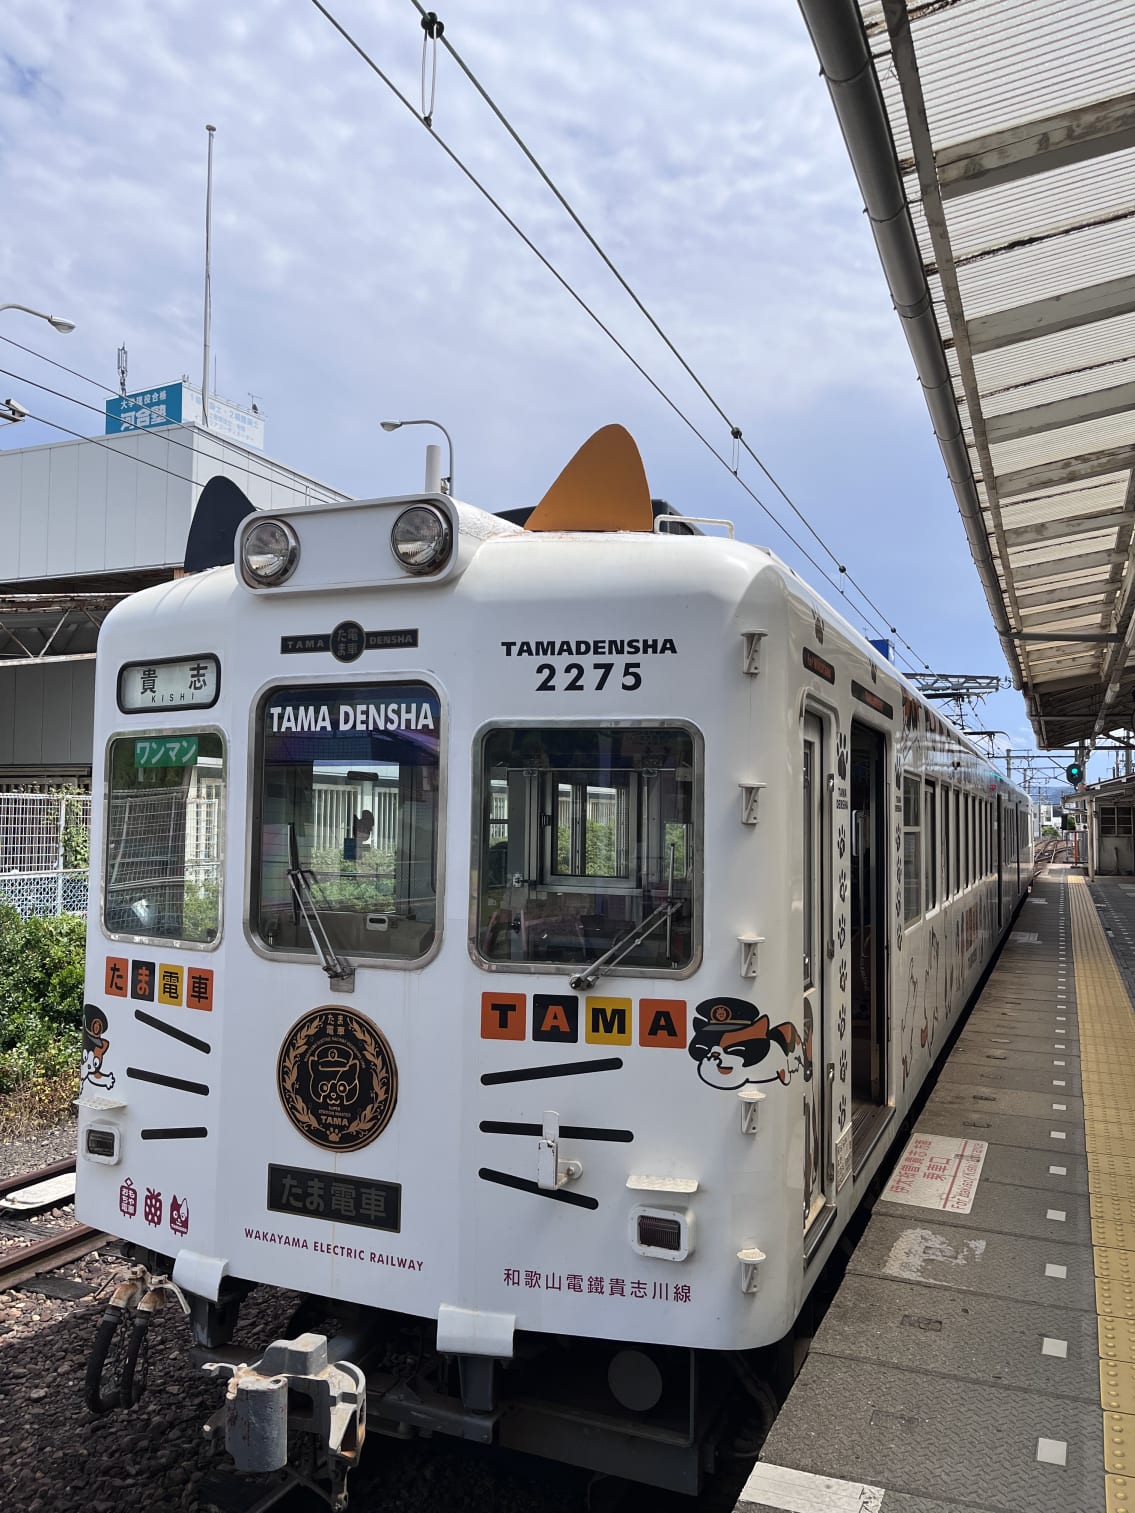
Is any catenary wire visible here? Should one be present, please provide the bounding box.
[1,354,906,662]
[7,401,230,489]
[0,338,337,503]
[0,337,896,657]
[306,0,925,672]
[403,0,930,671]
[5,327,889,650]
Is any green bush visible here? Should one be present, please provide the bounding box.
[0,902,84,1093]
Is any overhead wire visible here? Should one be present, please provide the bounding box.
[6,400,225,489]
[0,341,337,502]
[404,0,930,672]
[3,356,895,657]
[306,0,928,673]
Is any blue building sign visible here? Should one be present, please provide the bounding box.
[106,384,184,434]
[104,380,265,449]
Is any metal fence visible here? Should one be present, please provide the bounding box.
[0,792,92,920]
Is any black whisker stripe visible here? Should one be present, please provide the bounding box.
[126,1068,209,1096]
[479,1121,633,1142]
[481,1057,623,1086]
[133,1010,211,1054]
[140,1127,209,1141]
[478,1168,599,1209]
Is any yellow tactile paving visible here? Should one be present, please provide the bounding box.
[1070,875,1135,1505]
[1094,1209,1135,1255]
[1103,1360,1135,1415]
[1102,1316,1135,1365]
[1095,1250,1135,1284]
[1098,1277,1135,1320]
[1107,1410,1135,1474]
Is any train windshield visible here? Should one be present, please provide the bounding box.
[253,682,441,962]
[103,732,225,945]
[475,725,698,971]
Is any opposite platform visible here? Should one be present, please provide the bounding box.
[737,867,1135,1513]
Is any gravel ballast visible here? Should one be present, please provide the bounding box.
[0,1124,588,1513]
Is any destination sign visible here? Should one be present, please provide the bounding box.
[118,655,219,713]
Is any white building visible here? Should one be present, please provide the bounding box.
[0,423,347,787]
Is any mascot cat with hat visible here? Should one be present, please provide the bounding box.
[688,997,808,1090]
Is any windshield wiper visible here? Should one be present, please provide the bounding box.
[287,826,355,990]
[569,895,683,993]
[570,841,682,993]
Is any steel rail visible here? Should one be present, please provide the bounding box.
[0,1155,76,1203]
[0,1222,105,1292]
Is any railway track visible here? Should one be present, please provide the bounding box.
[0,1156,107,1291]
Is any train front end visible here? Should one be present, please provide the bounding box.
[75,462,805,1497]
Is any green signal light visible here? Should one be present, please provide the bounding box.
[1066,762,1084,784]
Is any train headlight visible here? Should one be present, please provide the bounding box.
[390,505,451,575]
[241,517,300,586]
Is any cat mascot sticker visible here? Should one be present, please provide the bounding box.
[688,997,806,1090]
[81,1003,115,1091]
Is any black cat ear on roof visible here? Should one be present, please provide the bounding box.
[183,475,256,572]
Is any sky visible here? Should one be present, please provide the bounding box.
[0,0,1065,785]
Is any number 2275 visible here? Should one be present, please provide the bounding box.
[535,661,642,693]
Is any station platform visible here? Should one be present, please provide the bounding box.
[736,867,1135,1513]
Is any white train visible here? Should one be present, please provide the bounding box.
[76,426,1031,1504]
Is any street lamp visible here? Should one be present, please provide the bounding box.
[0,303,76,334]
[381,419,454,496]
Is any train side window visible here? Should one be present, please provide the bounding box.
[902,775,921,924]
[475,724,699,972]
[251,682,442,962]
[925,779,938,912]
[946,785,953,897]
[103,731,225,946]
[968,792,980,883]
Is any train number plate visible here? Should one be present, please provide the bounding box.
[267,1164,402,1232]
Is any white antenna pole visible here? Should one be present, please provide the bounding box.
[201,123,216,429]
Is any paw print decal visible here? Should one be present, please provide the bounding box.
[837,1002,847,1039]
[837,917,847,951]
[837,825,847,860]
[839,868,848,903]
[839,1048,848,1082]
[839,958,848,995]
[836,732,848,782]
[838,1094,847,1130]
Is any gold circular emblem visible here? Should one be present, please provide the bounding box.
[277,1007,397,1152]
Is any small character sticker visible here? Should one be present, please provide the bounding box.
[688,998,804,1090]
[119,1178,137,1218]
[81,1004,116,1091]
[169,1195,189,1236]
[143,1187,163,1227]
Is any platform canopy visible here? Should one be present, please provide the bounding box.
[799,0,1135,749]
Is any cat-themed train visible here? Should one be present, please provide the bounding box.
[75,427,1030,1503]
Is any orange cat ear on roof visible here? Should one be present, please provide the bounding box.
[525,424,654,534]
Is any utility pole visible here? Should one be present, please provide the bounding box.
[201,124,216,429]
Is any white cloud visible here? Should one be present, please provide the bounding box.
[0,0,1021,706]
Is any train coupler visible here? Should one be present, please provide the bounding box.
[202,1331,366,1511]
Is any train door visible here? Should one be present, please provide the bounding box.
[849,720,888,1163]
[802,714,827,1235]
